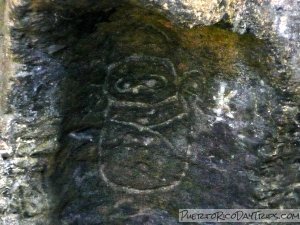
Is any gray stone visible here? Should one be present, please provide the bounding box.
[0,0,298,224]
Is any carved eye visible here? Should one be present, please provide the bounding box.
[141,74,168,89]
[106,56,177,104]
[115,74,168,94]
[115,77,134,93]
[143,79,157,88]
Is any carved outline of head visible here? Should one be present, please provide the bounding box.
[100,55,191,194]
[104,55,178,104]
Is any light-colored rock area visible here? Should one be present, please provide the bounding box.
[143,0,243,25]
[0,1,60,224]
[0,0,298,224]
[144,0,300,88]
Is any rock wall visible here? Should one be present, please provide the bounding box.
[0,0,299,225]
[143,0,300,88]
[0,0,60,224]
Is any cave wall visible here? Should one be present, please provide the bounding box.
[0,0,60,224]
[0,0,298,225]
[143,0,300,87]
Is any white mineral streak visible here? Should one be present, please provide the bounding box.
[213,82,237,122]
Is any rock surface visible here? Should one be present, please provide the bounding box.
[0,0,298,225]
[143,0,300,86]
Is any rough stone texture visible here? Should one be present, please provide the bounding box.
[0,0,61,224]
[0,0,298,225]
[142,0,243,25]
[233,0,300,97]
[143,0,300,88]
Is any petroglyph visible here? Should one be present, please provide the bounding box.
[99,55,191,193]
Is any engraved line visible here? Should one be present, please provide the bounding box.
[100,161,189,194]
[104,55,178,96]
[108,119,176,150]
[107,119,189,160]
[183,70,200,76]
[107,95,179,108]
[103,98,113,118]
[148,113,188,128]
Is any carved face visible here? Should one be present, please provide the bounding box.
[105,55,178,104]
[100,55,189,193]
